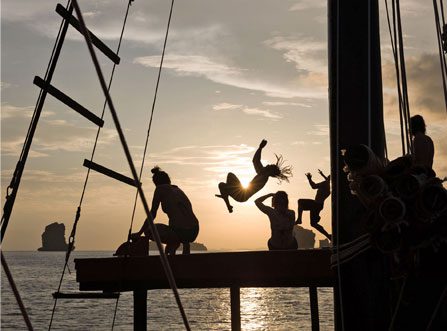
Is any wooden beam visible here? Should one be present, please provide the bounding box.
[309,287,320,331]
[55,4,120,64]
[33,76,104,127]
[83,159,139,187]
[133,290,147,331]
[74,250,334,292]
[230,287,241,331]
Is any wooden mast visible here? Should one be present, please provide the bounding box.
[328,0,389,330]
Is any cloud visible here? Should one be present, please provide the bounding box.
[289,0,326,12]
[264,36,327,74]
[307,124,329,136]
[382,53,445,120]
[134,54,325,99]
[212,102,282,119]
[212,103,242,111]
[1,103,118,157]
[262,101,312,108]
[148,144,257,180]
[1,82,13,90]
[1,103,55,119]
[242,107,282,119]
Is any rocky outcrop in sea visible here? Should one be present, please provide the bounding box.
[38,222,71,251]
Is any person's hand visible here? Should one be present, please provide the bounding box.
[305,172,312,179]
[318,169,325,177]
[259,139,267,149]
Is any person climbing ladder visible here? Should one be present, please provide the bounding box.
[296,169,331,240]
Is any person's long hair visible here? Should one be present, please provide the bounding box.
[274,154,293,182]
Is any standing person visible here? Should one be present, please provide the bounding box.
[410,115,435,168]
[296,170,331,240]
[255,191,298,250]
[131,167,199,255]
[216,139,292,213]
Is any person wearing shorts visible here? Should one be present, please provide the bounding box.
[131,166,199,255]
[296,170,331,240]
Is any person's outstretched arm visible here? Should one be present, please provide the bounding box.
[306,173,319,189]
[253,139,267,174]
[318,169,329,180]
[132,188,161,238]
[254,193,274,214]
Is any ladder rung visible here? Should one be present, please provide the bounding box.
[83,159,140,187]
[53,292,120,299]
[33,76,104,127]
[55,4,120,65]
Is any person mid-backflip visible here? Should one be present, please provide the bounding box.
[216,139,292,213]
[296,169,331,240]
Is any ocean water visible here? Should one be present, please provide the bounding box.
[1,251,334,330]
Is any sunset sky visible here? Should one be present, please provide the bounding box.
[2,0,446,250]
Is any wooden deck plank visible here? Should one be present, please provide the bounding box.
[75,249,334,292]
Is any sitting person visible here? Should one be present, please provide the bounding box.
[131,166,199,255]
[255,191,298,250]
[296,170,331,241]
[216,139,292,213]
[410,114,434,168]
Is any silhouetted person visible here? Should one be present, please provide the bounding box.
[255,191,298,250]
[410,115,434,168]
[296,170,331,240]
[216,139,292,213]
[131,167,199,255]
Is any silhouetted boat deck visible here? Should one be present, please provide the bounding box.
[75,249,334,330]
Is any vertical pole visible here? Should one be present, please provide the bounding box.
[309,287,320,331]
[133,290,147,331]
[328,0,388,331]
[230,286,241,331]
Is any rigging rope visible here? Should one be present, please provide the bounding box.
[1,253,34,331]
[127,0,175,244]
[425,285,447,331]
[433,0,447,112]
[111,1,176,328]
[48,1,133,329]
[384,0,412,155]
[71,1,191,330]
[2,0,73,327]
[395,0,412,154]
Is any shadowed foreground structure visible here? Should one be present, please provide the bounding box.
[74,250,334,331]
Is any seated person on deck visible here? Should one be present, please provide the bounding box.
[216,139,292,213]
[255,191,298,250]
[131,167,199,255]
[410,114,435,169]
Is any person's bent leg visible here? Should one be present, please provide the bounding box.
[216,182,233,213]
[296,199,313,224]
[310,210,331,240]
[144,223,181,254]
